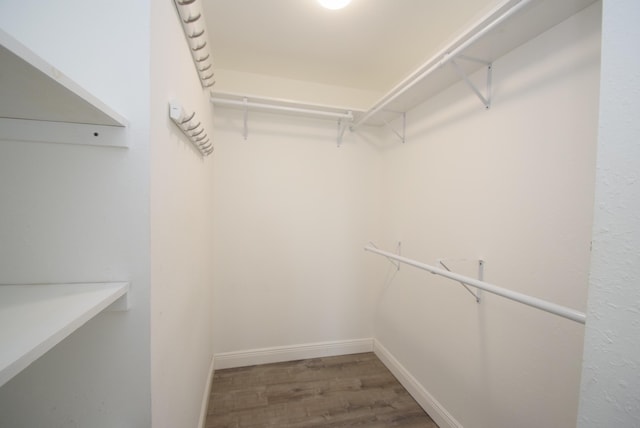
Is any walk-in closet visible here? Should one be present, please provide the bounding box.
[1,0,639,427]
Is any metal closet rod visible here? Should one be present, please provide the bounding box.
[364,246,586,324]
[351,0,533,130]
[210,96,354,120]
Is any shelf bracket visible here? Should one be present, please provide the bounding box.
[438,259,483,303]
[450,58,492,109]
[381,112,406,144]
[242,97,249,140]
[336,113,353,147]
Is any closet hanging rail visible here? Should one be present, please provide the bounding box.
[351,0,533,130]
[364,245,586,324]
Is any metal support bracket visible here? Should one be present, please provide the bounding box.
[381,112,406,144]
[450,58,492,109]
[438,259,484,303]
[337,113,352,147]
[242,97,249,140]
[369,241,401,271]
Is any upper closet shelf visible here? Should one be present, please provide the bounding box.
[0,282,129,388]
[211,92,364,145]
[351,0,598,129]
[0,28,128,147]
[211,92,362,121]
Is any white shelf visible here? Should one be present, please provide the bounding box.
[0,28,128,146]
[354,0,598,127]
[0,282,129,387]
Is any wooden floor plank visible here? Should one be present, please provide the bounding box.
[205,352,438,428]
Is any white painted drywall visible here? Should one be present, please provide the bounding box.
[577,0,640,426]
[149,1,215,428]
[374,4,601,428]
[210,110,384,354]
[0,1,152,427]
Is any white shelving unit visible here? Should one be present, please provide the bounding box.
[0,282,130,387]
[0,29,131,388]
[0,28,128,146]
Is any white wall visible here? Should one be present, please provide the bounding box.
[211,110,383,355]
[0,1,151,427]
[374,4,601,428]
[578,0,640,426]
[149,2,215,428]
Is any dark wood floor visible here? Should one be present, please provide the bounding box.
[205,352,438,428]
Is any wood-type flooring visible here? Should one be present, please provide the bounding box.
[205,352,438,428]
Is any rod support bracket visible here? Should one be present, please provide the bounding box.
[381,112,406,144]
[368,241,401,271]
[337,113,352,147]
[438,259,483,303]
[450,58,492,109]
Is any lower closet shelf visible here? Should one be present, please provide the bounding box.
[0,282,129,387]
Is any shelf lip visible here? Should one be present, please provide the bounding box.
[0,282,130,388]
[0,28,128,128]
[0,117,129,148]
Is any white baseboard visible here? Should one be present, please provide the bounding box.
[373,339,463,428]
[197,354,216,428]
[213,338,374,370]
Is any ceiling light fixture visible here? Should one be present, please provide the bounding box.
[318,0,352,10]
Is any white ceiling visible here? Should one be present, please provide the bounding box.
[202,0,501,93]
